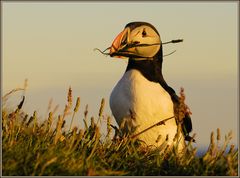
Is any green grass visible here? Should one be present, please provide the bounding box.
[2,88,238,176]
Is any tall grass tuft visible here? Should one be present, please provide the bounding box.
[2,86,238,176]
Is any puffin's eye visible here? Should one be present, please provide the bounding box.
[142,29,147,37]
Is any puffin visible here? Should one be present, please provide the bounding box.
[108,22,193,150]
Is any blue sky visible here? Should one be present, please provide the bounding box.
[2,2,238,147]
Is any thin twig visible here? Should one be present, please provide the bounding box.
[162,39,184,45]
[163,50,177,57]
[131,116,175,139]
[2,88,25,100]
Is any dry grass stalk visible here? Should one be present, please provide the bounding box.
[21,114,28,126]
[63,104,71,119]
[54,115,64,144]
[173,123,182,142]
[91,117,95,128]
[26,115,34,127]
[177,88,192,122]
[67,87,73,108]
[69,127,78,149]
[33,111,37,133]
[15,96,25,113]
[78,129,84,141]
[84,104,89,120]
[69,97,81,131]
[39,157,57,176]
[228,144,235,154]
[173,88,191,129]
[61,120,66,129]
[227,130,233,140]
[74,97,80,112]
[217,128,221,141]
[3,79,28,102]
[2,88,24,101]
[8,96,26,121]
[99,98,105,117]
[47,112,53,130]
[210,131,214,146]
[106,116,112,138]
[63,87,73,119]
[217,128,221,147]
[210,131,215,154]
[59,135,65,142]
[227,155,237,176]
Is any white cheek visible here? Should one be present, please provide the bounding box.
[142,36,160,44]
[137,45,160,57]
[129,26,161,58]
[134,35,160,57]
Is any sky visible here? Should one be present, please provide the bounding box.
[2,2,238,148]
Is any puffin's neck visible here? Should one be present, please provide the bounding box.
[126,47,163,83]
[125,50,178,103]
[126,58,162,83]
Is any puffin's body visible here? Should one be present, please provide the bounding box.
[108,22,192,150]
[110,69,179,147]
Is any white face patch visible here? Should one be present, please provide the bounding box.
[128,25,161,58]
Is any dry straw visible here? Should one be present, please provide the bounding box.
[67,87,73,108]
[47,112,53,130]
[69,97,81,131]
[99,98,105,117]
[106,116,112,139]
[63,87,73,118]
[74,97,81,113]
[33,111,37,132]
[54,115,64,144]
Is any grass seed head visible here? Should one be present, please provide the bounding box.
[54,115,64,144]
[74,97,80,112]
[67,86,73,108]
[227,130,233,140]
[78,129,84,140]
[84,104,89,119]
[61,120,66,129]
[47,112,53,126]
[228,144,235,154]
[99,98,105,117]
[210,131,215,146]
[217,128,221,141]
[17,96,25,111]
[107,116,112,135]
[22,114,28,125]
[91,117,95,128]
[63,104,71,118]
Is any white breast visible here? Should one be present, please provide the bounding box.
[110,69,185,148]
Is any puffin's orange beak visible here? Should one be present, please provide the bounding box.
[110,28,128,58]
